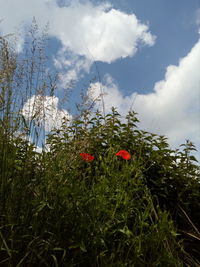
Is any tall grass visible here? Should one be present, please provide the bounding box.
[0,28,200,266]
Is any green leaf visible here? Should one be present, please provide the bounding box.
[189,155,198,162]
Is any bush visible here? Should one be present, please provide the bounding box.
[0,108,200,266]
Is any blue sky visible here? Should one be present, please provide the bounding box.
[0,0,200,160]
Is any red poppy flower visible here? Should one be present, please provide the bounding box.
[80,153,95,162]
[115,150,131,160]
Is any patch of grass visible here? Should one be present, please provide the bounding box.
[0,109,199,266]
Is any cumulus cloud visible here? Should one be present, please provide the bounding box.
[51,1,155,83]
[53,48,93,87]
[50,2,155,62]
[87,74,135,113]
[0,0,155,83]
[22,95,72,132]
[88,40,200,155]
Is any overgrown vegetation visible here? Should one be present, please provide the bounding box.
[0,26,200,266]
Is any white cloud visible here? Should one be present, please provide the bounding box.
[53,48,93,87]
[50,1,155,84]
[87,74,134,112]
[50,2,155,63]
[0,0,52,39]
[88,40,200,157]
[0,0,155,83]
[22,95,72,132]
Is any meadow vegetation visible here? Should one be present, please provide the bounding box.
[0,25,200,266]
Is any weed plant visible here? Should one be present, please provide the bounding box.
[0,28,200,266]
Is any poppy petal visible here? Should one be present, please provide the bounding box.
[80,153,95,162]
[115,150,131,160]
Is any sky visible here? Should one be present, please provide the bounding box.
[0,0,200,161]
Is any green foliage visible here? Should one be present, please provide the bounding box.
[1,108,200,266]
